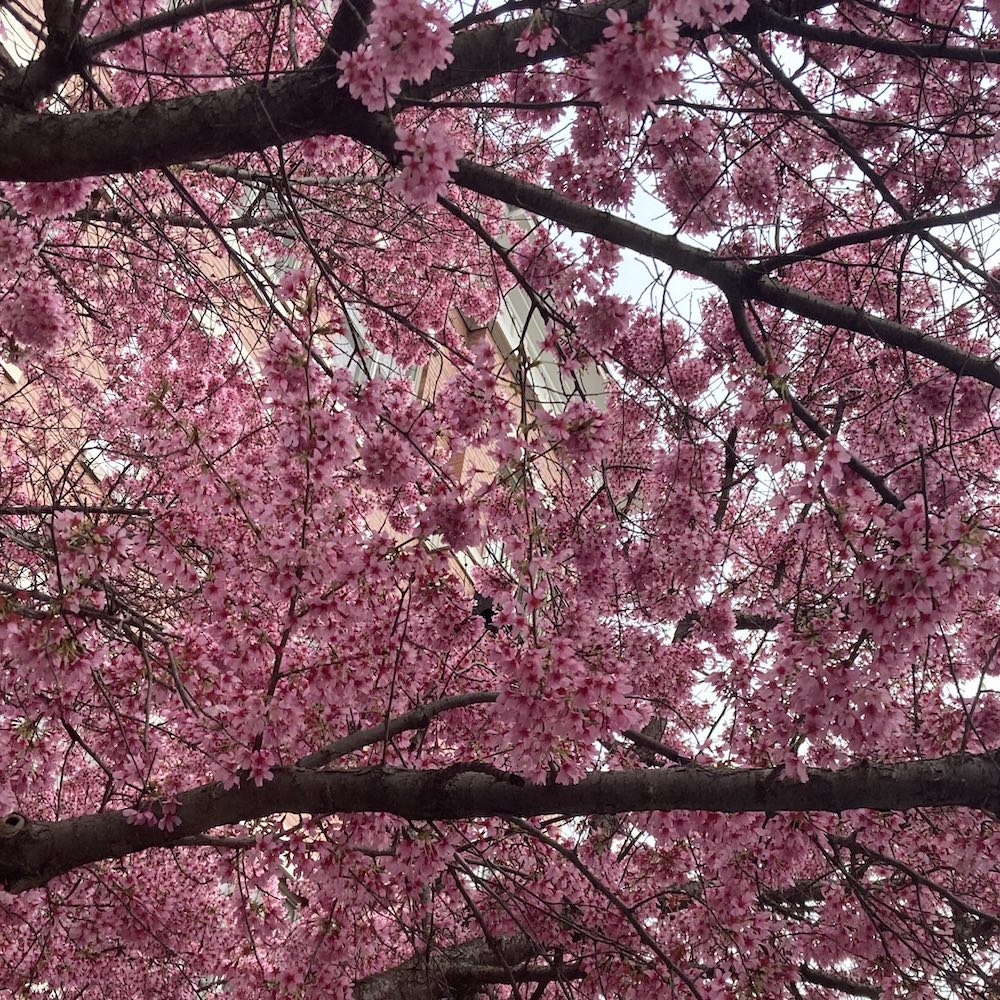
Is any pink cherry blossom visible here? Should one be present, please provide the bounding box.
[4,178,98,219]
[516,22,557,57]
[276,267,309,301]
[387,122,462,207]
[0,278,69,352]
[337,0,453,110]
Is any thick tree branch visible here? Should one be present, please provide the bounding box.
[0,0,638,160]
[0,0,828,178]
[799,964,881,998]
[2,751,1000,892]
[0,0,80,109]
[0,2,994,395]
[0,77,372,178]
[750,0,1000,66]
[319,0,374,65]
[355,935,539,1000]
[448,161,1000,390]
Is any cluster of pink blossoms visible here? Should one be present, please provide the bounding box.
[646,112,728,233]
[382,829,455,900]
[573,293,630,352]
[0,278,70,353]
[516,19,557,57]
[674,0,750,27]
[387,122,462,207]
[4,178,98,219]
[123,798,181,832]
[275,266,309,301]
[0,219,33,263]
[417,487,482,551]
[537,400,614,468]
[143,21,216,81]
[494,638,642,782]
[337,0,453,111]
[587,6,683,119]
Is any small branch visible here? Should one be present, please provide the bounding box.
[734,611,781,630]
[0,503,150,517]
[799,964,881,998]
[713,426,739,529]
[174,833,255,848]
[296,691,499,768]
[827,835,1000,926]
[507,817,705,998]
[88,0,272,55]
[61,719,115,780]
[755,198,1000,275]
[621,729,692,765]
[437,193,566,330]
[749,37,991,288]
[728,297,903,509]
[751,1,1000,67]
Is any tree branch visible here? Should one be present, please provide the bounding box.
[447,160,1000,390]
[0,1,996,396]
[0,0,637,164]
[756,197,1000,274]
[0,0,824,178]
[87,0,275,55]
[295,691,499,769]
[728,296,902,507]
[355,935,539,1000]
[799,964,881,998]
[750,0,1000,66]
[2,751,1000,892]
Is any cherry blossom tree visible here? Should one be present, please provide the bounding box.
[4,0,1000,996]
